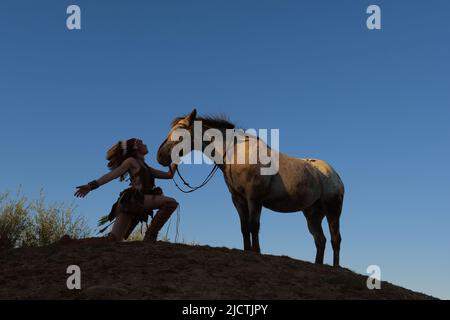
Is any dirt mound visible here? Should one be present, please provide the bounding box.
[0,237,435,299]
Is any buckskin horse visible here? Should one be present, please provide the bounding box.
[157,109,345,267]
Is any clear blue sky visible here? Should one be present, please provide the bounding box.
[1,0,449,299]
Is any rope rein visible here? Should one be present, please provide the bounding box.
[163,203,181,242]
[170,129,237,193]
[171,164,219,193]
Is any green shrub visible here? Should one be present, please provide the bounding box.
[0,190,91,248]
[126,225,146,241]
[0,192,30,248]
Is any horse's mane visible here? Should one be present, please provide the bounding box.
[171,114,235,130]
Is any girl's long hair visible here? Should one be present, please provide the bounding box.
[106,138,142,181]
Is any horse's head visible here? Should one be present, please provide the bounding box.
[157,108,197,166]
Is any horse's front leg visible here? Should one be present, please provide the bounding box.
[248,199,262,253]
[231,194,251,251]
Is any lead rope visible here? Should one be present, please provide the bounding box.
[163,203,181,242]
[166,130,236,242]
[170,163,219,193]
[169,130,236,193]
[175,204,180,242]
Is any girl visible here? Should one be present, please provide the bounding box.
[74,138,179,241]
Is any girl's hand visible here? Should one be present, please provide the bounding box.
[74,184,91,198]
[169,163,178,176]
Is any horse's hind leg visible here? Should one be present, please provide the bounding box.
[325,195,343,267]
[303,205,326,264]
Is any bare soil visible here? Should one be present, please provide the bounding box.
[0,237,435,300]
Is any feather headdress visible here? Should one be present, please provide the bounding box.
[106,138,142,180]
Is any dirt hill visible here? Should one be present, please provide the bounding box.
[0,237,435,300]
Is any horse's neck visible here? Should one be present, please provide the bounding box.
[198,126,240,164]
[198,132,258,167]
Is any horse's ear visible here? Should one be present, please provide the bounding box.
[186,108,197,125]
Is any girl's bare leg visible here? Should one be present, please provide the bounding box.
[110,211,133,241]
[143,195,179,241]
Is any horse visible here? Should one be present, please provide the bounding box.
[157,109,345,267]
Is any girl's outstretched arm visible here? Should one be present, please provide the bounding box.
[74,157,139,198]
